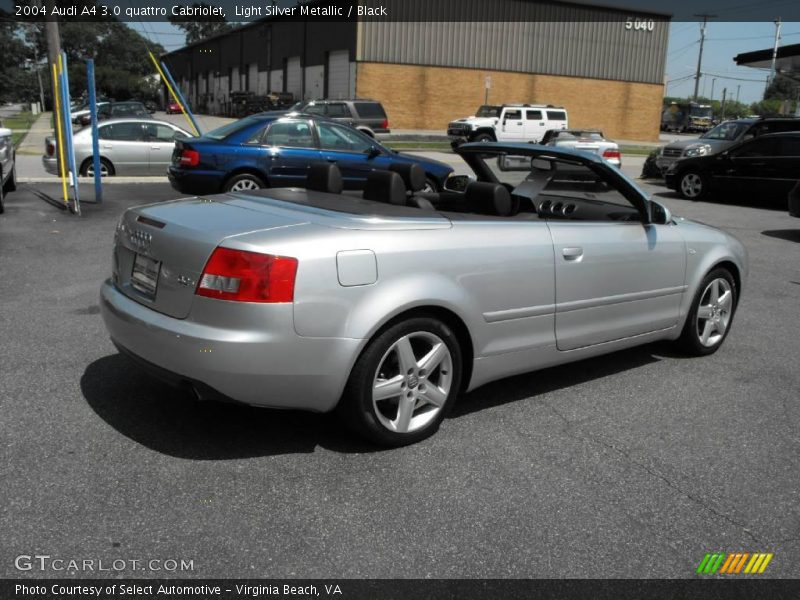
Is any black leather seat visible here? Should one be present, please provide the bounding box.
[305,162,343,194]
[389,163,426,192]
[363,170,407,205]
[388,163,438,210]
[464,181,518,216]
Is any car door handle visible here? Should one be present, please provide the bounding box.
[562,247,584,260]
[150,146,161,150]
[102,144,113,149]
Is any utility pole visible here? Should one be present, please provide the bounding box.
[710,78,716,102]
[736,84,741,103]
[42,0,63,175]
[721,88,727,119]
[693,14,716,100]
[767,17,782,95]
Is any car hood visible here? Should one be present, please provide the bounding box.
[389,151,453,173]
[451,116,497,127]
[663,138,734,153]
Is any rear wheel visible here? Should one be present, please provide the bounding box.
[678,268,737,356]
[224,173,266,193]
[678,171,707,200]
[339,317,462,446]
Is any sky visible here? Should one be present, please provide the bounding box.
[129,20,800,107]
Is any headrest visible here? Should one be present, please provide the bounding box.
[388,162,426,192]
[306,162,343,194]
[465,181,515,216]
[363,170,407,205]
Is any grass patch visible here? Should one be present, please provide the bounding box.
[387,141,453,152]
[2,111,39,148]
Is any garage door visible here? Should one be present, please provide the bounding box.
[327,50,349,99]
[286,56,302,99]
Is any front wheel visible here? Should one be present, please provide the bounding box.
[3,163,16,193]
[81,157,114,177]
[677,268,737,356]
[678,171,707,200]
[339,317,463,446]
[472,133,494,143]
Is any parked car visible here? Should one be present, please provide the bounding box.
[143,100,158,114]
[540,128,621,167]
[789,182,800,217]
[101,142,746,446]
[448,104,568,143]
[71,101,110,124]
[290,99,390,136]
[655,117,800,174]
[43,119,191,177]
[78,101,152,127]
[167,112,452,195]
[166,101,183,115]
[0,126,16,214]
[664,132,800,200]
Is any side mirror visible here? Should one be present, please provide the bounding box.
[444,174,474,192]
[366,146,381,159]
[650,200,672,225]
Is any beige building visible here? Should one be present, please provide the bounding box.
[164,2,670,141]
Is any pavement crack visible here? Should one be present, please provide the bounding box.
[537,398,765,546]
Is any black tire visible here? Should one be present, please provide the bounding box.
[80,157,114,177]
[0,170,5,215]
[422,177,438,193]
[472,133,495,143]
[677,170,708,200]
[223,173,266,193]
[677,267,737,356]
[3,162,16,193]
[338,316,463,447]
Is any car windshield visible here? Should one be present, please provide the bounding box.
[476,105,501,118]
[701,121,748,141]
[289,102,307,111]
[205,116,263,140]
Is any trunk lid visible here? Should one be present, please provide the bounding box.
[114,197,308,318]
[114,191,450,318]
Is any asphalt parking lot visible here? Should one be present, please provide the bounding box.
[1,169,799,579]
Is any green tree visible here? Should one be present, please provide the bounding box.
[169,3,232,44]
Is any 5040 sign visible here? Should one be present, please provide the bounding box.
[625,18,656,32]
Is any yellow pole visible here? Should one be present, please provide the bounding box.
[51,61,69,206]
[148,51,199,136]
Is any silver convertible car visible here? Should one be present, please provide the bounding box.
[100,143,747,446]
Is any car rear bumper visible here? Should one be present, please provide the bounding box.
[664,171,679,190]
[100,278,363,412]
[42,155,58,175]
[167,166,223,195]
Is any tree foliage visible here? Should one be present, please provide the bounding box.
[0,9,164,105]
[168,3,232,44]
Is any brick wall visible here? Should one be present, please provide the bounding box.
[355,62,664,142]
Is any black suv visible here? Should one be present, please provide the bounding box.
[655,117,800,173]
[290,99,390,137]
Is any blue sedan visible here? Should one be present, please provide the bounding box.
[167,112,453,195]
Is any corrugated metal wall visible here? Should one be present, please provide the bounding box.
[358,14,669,84]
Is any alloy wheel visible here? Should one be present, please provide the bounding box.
[696,277,733,347]
[371,331,453,434]
[680,173,703,198]
[229,178,261,192]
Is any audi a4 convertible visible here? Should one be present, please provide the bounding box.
[101,143,747,446]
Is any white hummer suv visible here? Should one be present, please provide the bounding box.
[447,104,568,143]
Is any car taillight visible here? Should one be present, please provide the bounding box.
[179,149,200,167]
[196,247,298,303]
[381,118,389,130]
[46,143,55,157]
[603,149,621,160]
